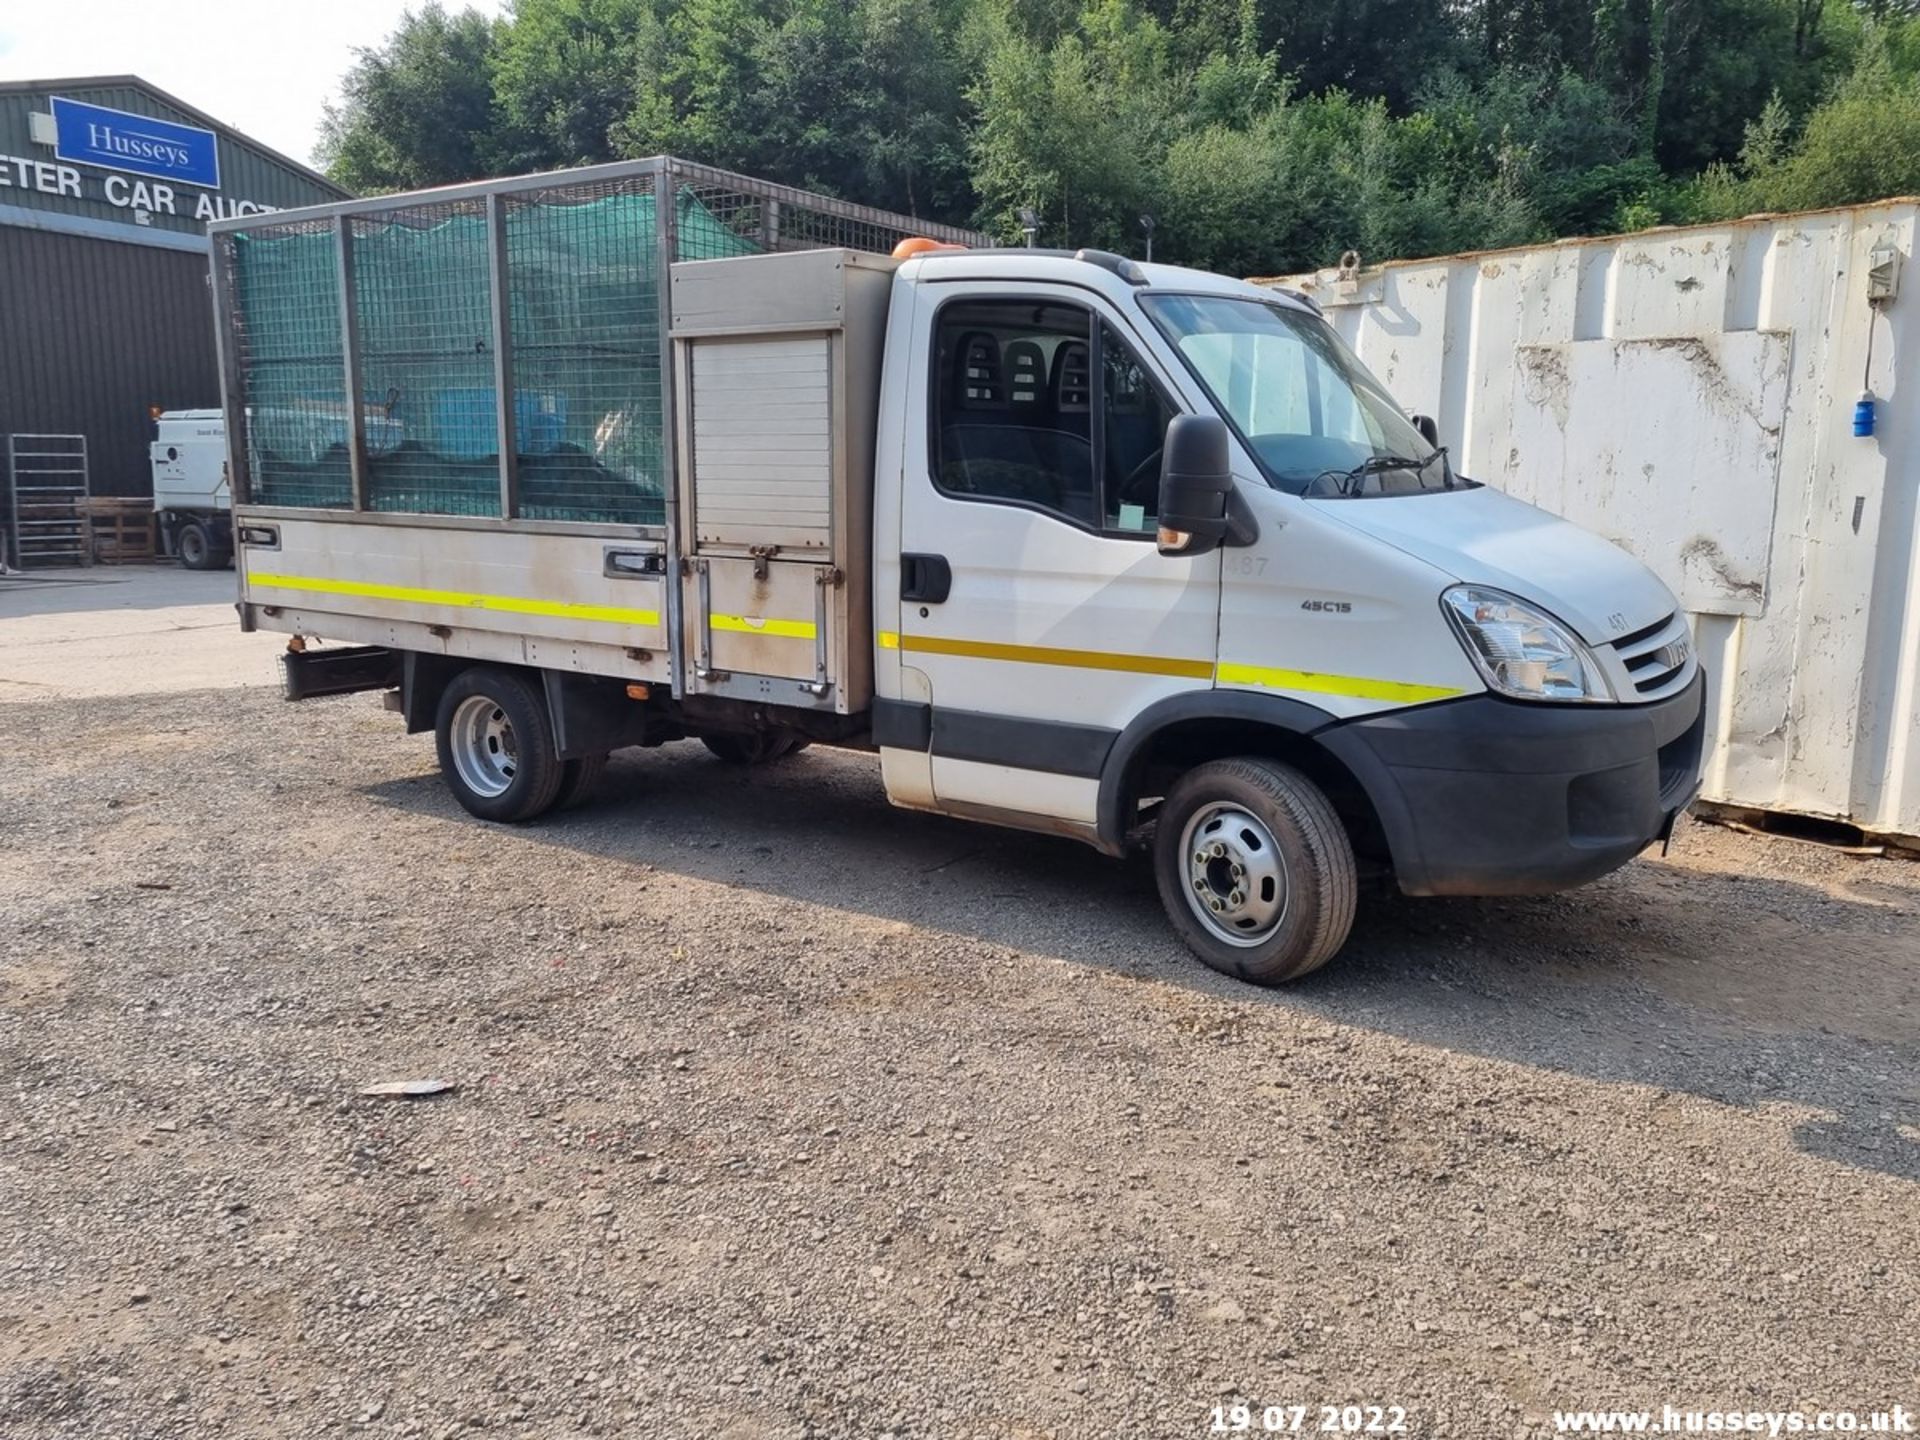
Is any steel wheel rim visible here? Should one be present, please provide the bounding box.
[1178,801,1289,947]
[450,694,519,798]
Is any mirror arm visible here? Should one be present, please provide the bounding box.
[1222,486,1260,547]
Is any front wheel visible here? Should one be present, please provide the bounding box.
[434,668,565,822]
[1153,757,1357,985]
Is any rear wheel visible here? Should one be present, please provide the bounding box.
[434,668,565,822]
[555,751,609,809]
[1153,757,1357,985]
[178,522,217,571]
[701,731,802,766]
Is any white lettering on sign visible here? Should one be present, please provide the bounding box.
[193,192,274,221]
[0,151,275,227]
[0,153,83,197]
[103,174,178,213]
[85,120,194,171]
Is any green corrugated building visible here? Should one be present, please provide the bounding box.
[0,75,349,517]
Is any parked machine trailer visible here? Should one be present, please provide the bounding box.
[210,157,1706,984]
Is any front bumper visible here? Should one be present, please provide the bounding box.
[1318,670,1707,896]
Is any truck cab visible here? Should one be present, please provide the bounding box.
[858,249,1703,978]
[212,160,1703,986]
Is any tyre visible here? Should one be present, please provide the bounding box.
[701,731,800,765]
[555,751,609,810]
[433,667,566,822]
[1153,757,1358,985]
[177,522,216,571]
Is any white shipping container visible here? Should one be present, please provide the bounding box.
[1267,200,1920,846]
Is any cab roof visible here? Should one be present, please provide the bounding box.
[898,248,1319,314]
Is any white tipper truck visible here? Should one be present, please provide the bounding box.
[209,159,1704,985]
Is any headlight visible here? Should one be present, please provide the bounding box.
[1441,585,1615,703]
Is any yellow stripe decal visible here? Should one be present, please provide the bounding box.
[711,613,817,640]
[250,576,1453,702]
[249,572,661,628]
[1217,661,1463,705]
[883,629,1459,702]
[892,631,1214,679]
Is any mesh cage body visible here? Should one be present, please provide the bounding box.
[224,219,352,509]
[509,185,675,525]
[215,159,985,526]
[352,200,498,516]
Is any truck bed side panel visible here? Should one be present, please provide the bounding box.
[238,515,669,682]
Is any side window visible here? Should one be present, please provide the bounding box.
[1099,322,1177,532]
[933,300,1096,527]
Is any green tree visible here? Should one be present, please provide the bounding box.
[968,0,1178,247]
[491,0,654,169]
[318,4,502,192]
[1696,37,1920,216]
[616,0,773,171]
[1418,66,1653,236]
[831,0,976,217]
[614,0,974,219]
[317,0,1920,278]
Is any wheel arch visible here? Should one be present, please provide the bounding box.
[1095,691,1393,871]
[401,655,649,761]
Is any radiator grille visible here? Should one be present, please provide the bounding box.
[1610,612,1696,700]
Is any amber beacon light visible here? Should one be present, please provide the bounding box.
[891,237,969,259]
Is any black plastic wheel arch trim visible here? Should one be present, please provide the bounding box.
[1094,689,1341,854]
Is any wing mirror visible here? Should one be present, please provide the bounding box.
[1156,414,1234,558]
[1412,413,1440,447]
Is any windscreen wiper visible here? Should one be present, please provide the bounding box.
[1313,449,1449,497]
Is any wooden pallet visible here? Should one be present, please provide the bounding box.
[75,498,157,565]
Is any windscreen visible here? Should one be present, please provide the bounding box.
[1141,292,1465,497]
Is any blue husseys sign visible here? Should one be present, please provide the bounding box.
[50,96,221,189]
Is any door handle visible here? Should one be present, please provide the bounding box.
[900,552,952,604]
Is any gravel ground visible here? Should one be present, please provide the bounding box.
[2,578,1917,1439]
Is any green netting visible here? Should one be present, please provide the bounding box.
[506,190,754,524]
[230,223,353,509]
[227,184,759,524]
[353,204,498,516]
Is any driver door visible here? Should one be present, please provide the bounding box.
[887,281,1221,831]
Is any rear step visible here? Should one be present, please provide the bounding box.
[281,645,401,701]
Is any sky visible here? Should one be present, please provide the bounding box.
[0,0,508,170]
